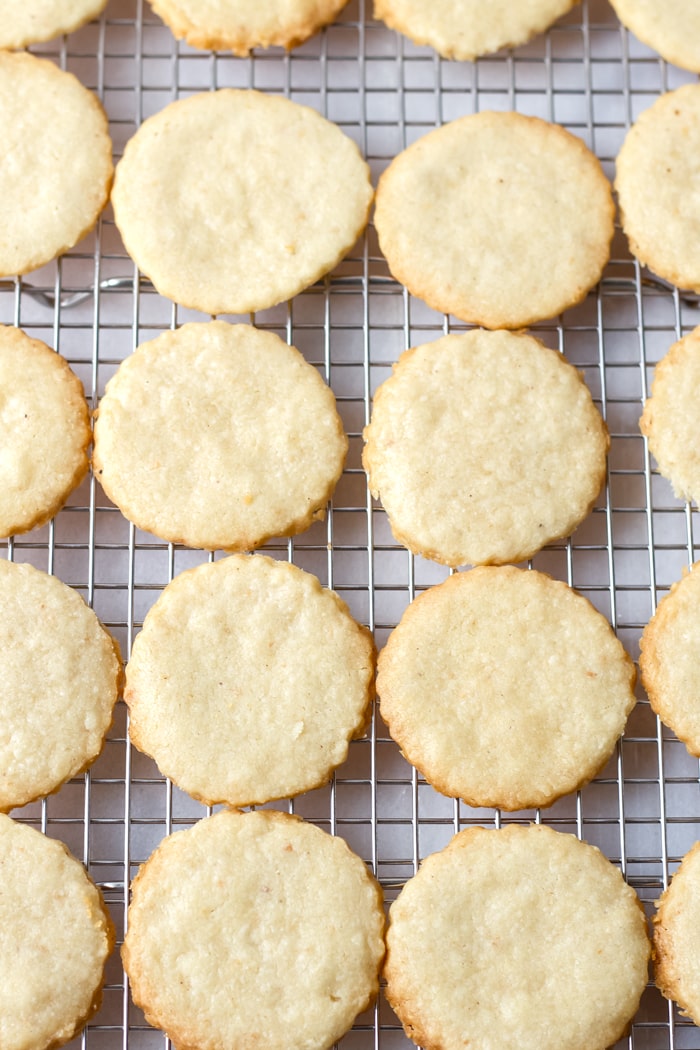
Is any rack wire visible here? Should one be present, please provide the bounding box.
[2,0,700,1047]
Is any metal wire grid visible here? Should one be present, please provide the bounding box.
[1,0,700,1047]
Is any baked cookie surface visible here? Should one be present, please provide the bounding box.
[0,814,114,1050]
[123,809,385,1050]
[384,824,650,1050]
[0,0,108,48]
[373,110,614,329]
[111,89,372,315]
[609,0,700,72]
[125,554,375,807]
[654,840,700,1024]
[0,560,122,812]
[363,330,609,567]
[0,326,91,539]
[93,322,347,551]
[374,0,578,61]
[377,566,636,811]
[0,51,113,278]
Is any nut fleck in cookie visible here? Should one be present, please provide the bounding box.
[374,0,579,61]
[123,809,385,1050]
[0,326,91,539]
[616,85,700,294]
[640,563,700,756]
[377,566,636,811]
[0,814,114,1050]
[149,0,350,54]
[0,0,108,48]
[363,330,609,567]
[0,51,113,279]
[0,560,122,812]
[609,0,700,72]
[384,824,650,1050]
[374,111,614,329]
[125,554,375,807]
[93,322,347,551]
[111,90,372,315]
[654,840,700,1024]
[639,327,700,504]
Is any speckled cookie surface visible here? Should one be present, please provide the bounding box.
[384,824,650,1050]
[0,814,114,1050]
[639,327,700,505]
[0,51,113,278]
[125,554,375,807]
[373,110,614,329]
[363,330,609,567]
[93,322,347,551]
[111,89,373,315]
[374,0,579,60]
[123,809,385,1050]
[149,0,349,53]
[0,560,122,812]
[609,0,700,72]
[616,85,700,293]
[0,0,108,48]
[654,840,700,1024]
[0,326,91,539]
[377,566,636,811]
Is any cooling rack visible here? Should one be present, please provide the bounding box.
[2,1,700,1047]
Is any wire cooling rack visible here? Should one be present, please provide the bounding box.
[2,1,700,1047]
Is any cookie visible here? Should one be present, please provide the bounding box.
[384,824,650,1050]
[93,322,347,551]
[640,563,700,756]
[616,84,700,294]
[0,326,91,539]
[377,566,636,811]
[374,0,579,61]
[0,51,113,279]
[0,814,114,1050]
[149,0,350,54]
[125,553,375,807]
[373,110,614,329]
[654,840,700,1024]
[0,0,108,48]
[639,326,700,504]
[123,809,385,1050]
[609,0,700,73]
[111,89,373,315]
[0,560,123,812]
[363,330,609,567]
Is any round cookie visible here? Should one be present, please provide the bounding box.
[616,85,700,294]
[0,814,114,1050]
[374,0,579,61]
[0,0,108,48]
[654,840,700,1024]
[377,566,636,811]
[111,90,373,315]
[373,110,614,330]
[640,563,700,756]
[609,0,700,73]
[93,322,347,551]
[639,327,700,505]
[363,330,609,567]
[0,326,91,539]
[384,824,650,1050]
[122,809,385,1050]
[125,553,375,807]
[0,51,113,279]
[149,0,350,54]
[0,560,122,812]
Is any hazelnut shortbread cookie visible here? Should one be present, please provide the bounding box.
[111,90,373,315]
[374,0,579,61]
[0,326,91,539]
[384,824,650,1050]
[654,840,700,1024]
[0,560,122,812]
[125,554,375,807]
[0,0,108,48]
[123,809,385,1050]
[363,329,609,567]
[377,566,636,811]
[609,0,700,72]
[374,110,614,329]
[92,322,347,550]
[0,51,113,278]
